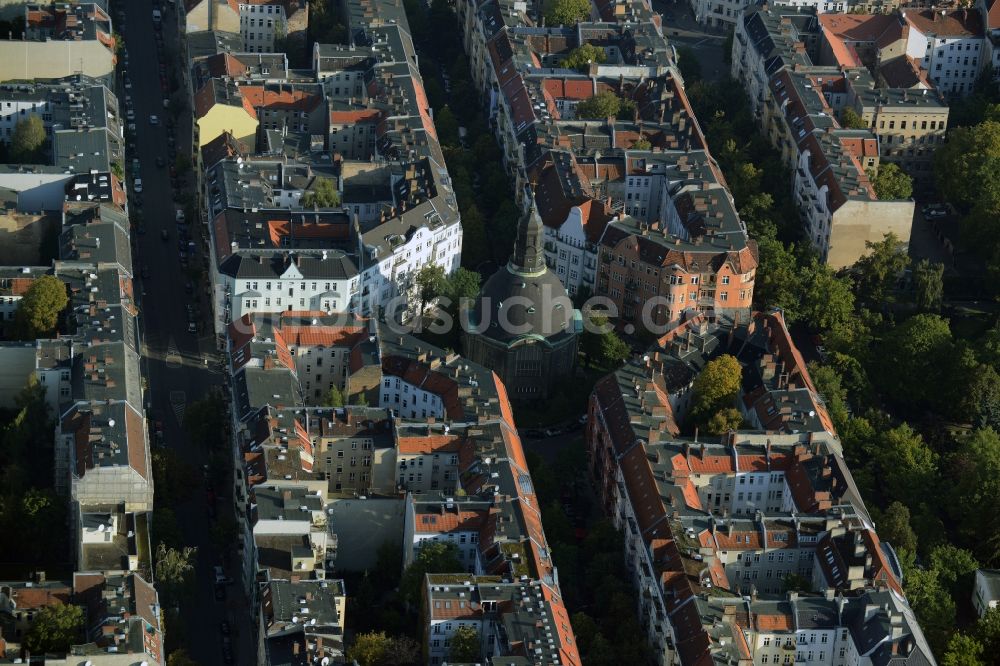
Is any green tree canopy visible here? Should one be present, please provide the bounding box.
[631,137,652,150]
[942,633,984,666]
[753,237,802,318]
[839,106,867,129]
[543,0,590,25]
[853,233,910,304]
[946,428,1000,563]
[690,354,742,424]
[301,177,341,208]
[400,541,462,606]
[434,105,460,146]
[798,259,855,330]
[324,384,345,407]
[576,91,624,119]
[349,631,391,666]
[415,264,447,310]
[561,43,606,71]
[444,267,481,304]
[449,626,481,662]
[875,423,938,508]
[904,565,956,656]
[13,274,67,339]
[875,501,918,554]
[11,115,46,163]
[867,163,913,200]
[154,544,197,608]
[934,119,1000,211]
[24,603,84,654]
[706,407,745,434]
[912,259,944,312]
[929,544,979,599]
[876,313,952,406]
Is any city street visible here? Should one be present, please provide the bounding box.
[119,0,252,662]
[654,0,729,82]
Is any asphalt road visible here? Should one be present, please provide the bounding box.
[119,0,252,662]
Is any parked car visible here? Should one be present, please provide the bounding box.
[214,584,226,601]
[160,229,169,241]
[148,115,159,125]
[132,178,142,193]
[155,156,165,168]
[524,429,544,439]
[140,265,150,279]
[175,209,185,223]
[184,281,194,294]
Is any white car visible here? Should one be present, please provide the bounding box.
[126,109,135,121]
[133,178,142,193]
[175,209,185,223]
[124,78,132,90]
[149,115,159,125]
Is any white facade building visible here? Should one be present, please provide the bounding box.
[904,9,986,96]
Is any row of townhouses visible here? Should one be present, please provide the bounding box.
[585,310,935,665]
[732,4,933,266]
[176,0,585,663]
[183,0,464,336]
[223,312,583,665]
[0,5,166,658]
[454,0,762,332]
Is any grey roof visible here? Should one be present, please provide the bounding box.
[234,365,302,420]
[219,251,358,280]
[186,30,244,63]
[254,486,324,521]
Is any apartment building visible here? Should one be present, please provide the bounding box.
[973,569,1000,617]
[0,3,116,84]
[224,315,582,665]
[585,311,931,665]
[597,213,757,332]
[903,8,985,96]
[735,4,916,267]
[259,578,346,665]
[239,0,308,57]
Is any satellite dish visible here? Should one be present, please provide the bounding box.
[108,419,116,427]
[97,524,106,532]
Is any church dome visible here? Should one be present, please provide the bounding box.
[467,207,576,345]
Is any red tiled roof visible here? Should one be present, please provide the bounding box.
[414,508,485,533]
[398,434,464,454]
[903,8,984,37]
[239,85,322,113]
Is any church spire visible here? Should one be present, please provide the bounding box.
[511,205,545,274]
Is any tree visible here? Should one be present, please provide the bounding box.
[839,106,867,129]
[807,362,849,428]
[10,115,46,163]
[976,607,1000,657]
[853,233,910,304]
[753,237,802,318]
[23,603,84,654]
[434,105,460,147]
[934,119,1000,210]
[561,43,606,71]
[946,428,1000,563]
[111,161,124,180]
[415,264,447,311]
[875,502,918,554]
[167,650,199,666]
[543,0,590,25]
[349,631,390,666]
[400,541,462,606]
[876,313,952,406]
[324,384,345,407]
[576,91,622,119]
[689,355,742,424]
[783,573,812,593]
[154,544,197,607]
[706,407,745,434]
[13,274,68,339]
[798,260,855,330]
[905,566,956,656]
[875,423,938,508]
[676,45,702,82]
[449,626,481,662]
[383,635,421,665]
[444,267,481,304]
[929,544,979,599]
[301,177,341,208]
[631,137,651,150]
[942,633,984,666]
[599,330,630,368]
[912,259,944,312]
[867,163,913,200]
[956,363,1000,426]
